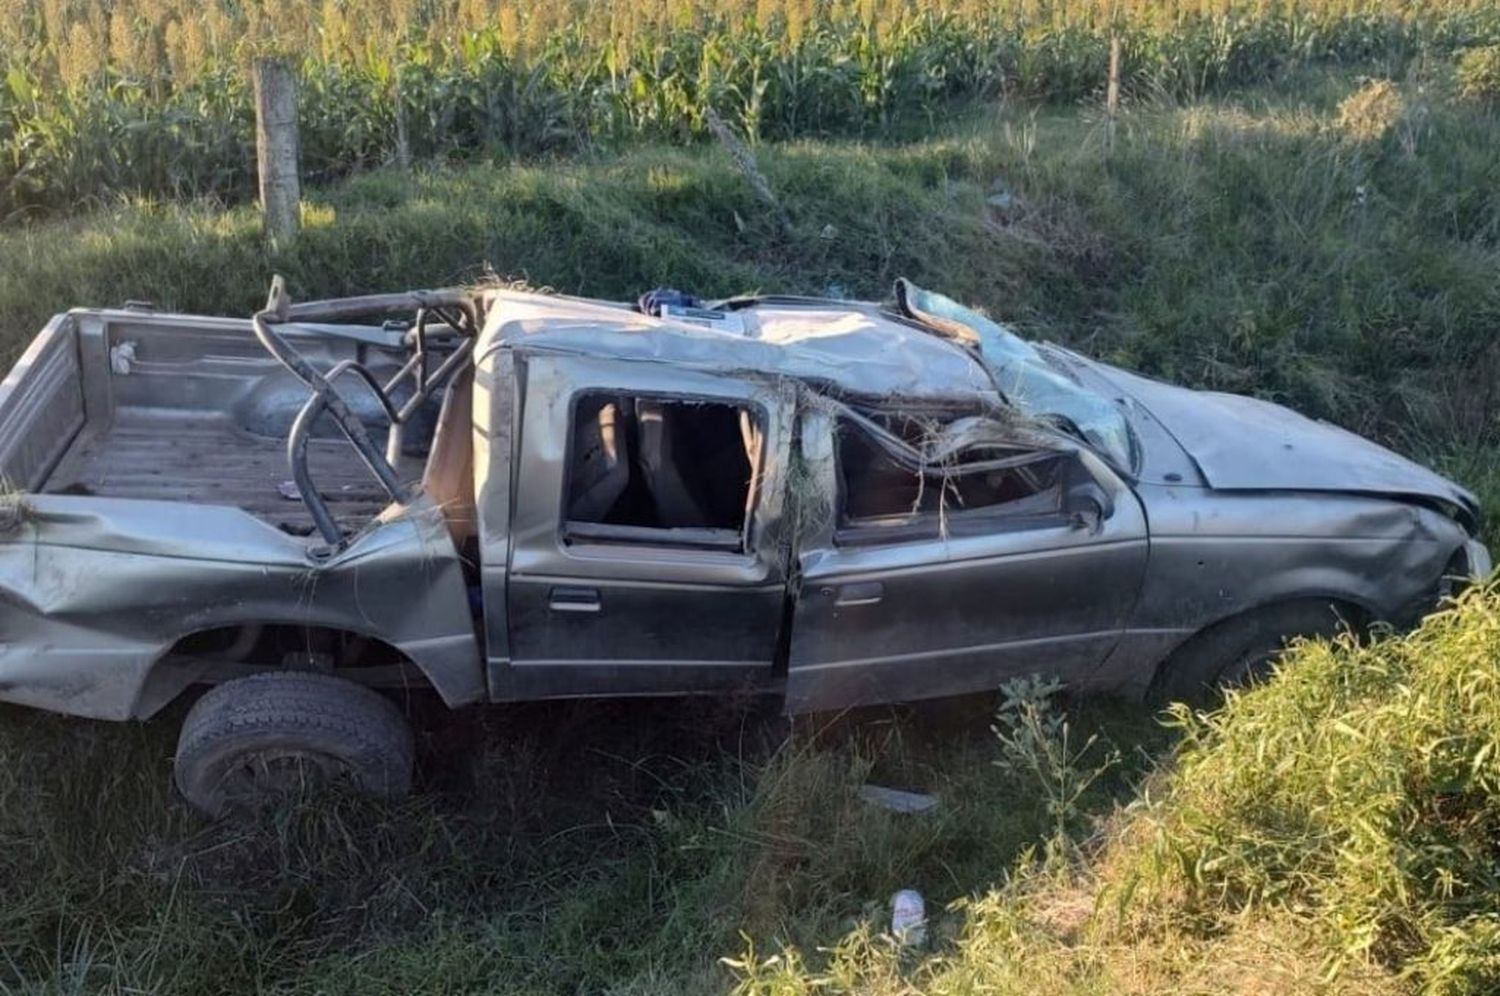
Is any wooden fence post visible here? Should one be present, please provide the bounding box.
[253,57,301,241]
[393,71,412,171]
[702,107,794,240]
[1106,33,1121,151]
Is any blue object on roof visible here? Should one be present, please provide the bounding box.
[638,288,701,317]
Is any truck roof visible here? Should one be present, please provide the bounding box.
[478,289,1001,405]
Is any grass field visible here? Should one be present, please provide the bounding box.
[1,46,1499,996]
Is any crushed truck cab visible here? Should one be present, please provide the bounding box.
[0,279,1485,813]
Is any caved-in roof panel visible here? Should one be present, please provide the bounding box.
[478,291,998,403]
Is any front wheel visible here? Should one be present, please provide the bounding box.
[174,670,414,817]
[1148,600,1357,706]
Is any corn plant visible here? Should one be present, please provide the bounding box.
[1,0,1498,220]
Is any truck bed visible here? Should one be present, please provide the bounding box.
[0,309,422,537]
[43,411,390,534]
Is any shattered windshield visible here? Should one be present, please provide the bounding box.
[894,280,1135,470]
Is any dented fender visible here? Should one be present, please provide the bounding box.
[1078,486,1475,698]
[0,493,482,719]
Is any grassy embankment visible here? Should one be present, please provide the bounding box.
[0,59,1498,993]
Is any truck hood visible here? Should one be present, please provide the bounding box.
[1088,361,1478,524]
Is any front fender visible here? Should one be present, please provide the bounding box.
[1078,488,1468,698]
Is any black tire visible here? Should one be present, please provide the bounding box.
[174,671,414,817]
[1148,600,1357,706]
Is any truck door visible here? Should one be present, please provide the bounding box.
[785,410,1149,712]
[495,354,795,700]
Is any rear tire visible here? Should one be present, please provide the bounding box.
[1148,600,1357,705]
[174,671,414,817]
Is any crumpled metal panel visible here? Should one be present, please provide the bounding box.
[0,494,483,720]
[477,290,998,405]
[1078,484,1472,698]
[1082,357,1478,517]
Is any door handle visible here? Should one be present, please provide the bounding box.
[548,586,601,613]
[833,581,884,607]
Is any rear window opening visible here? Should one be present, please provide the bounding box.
[834,415,1065,543]
[564,393,761,551]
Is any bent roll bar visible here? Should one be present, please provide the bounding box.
[253,276,481,550]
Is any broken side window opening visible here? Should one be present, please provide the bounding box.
[563,392,762,552]
[832,412,1067,544]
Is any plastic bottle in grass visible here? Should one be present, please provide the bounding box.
[891,889,927,947]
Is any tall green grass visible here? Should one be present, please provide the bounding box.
[2,0,1499,220]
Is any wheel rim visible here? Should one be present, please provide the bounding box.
[213,748,353,811]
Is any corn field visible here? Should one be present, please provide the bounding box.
[1,0,1497,221]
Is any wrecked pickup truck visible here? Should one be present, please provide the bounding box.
[0,277,1487,813]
